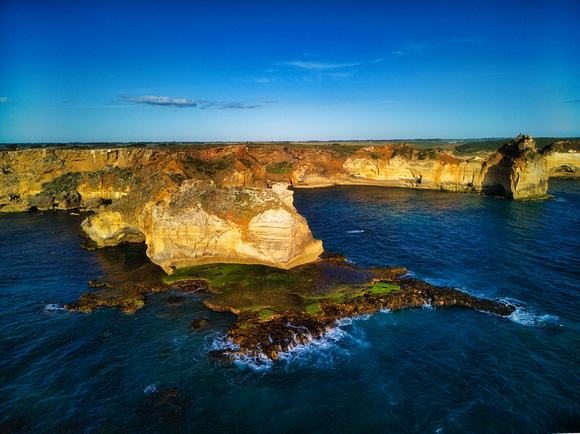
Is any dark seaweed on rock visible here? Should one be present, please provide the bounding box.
[222,259,516,361]
[64,253,515,361]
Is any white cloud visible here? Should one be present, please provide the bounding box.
[120,94,274,110]
[198,101,217,110]
[324,72,352,79]
[254,77,276,83]
[451,37,487,45]
[376,39,482,63]
[218,102,261,110]
[121,95,198,107]
[388,50,406,58]
[280,61,359,70]
[373,43,433,63]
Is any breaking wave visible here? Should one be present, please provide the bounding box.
[143,383,159,394]
[500,298,561,327]
[206,316,374,373]
[43,303,67,312]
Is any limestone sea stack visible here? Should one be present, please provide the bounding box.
[82,178,323,273]
[481,134,548,200]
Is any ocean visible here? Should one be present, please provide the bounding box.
[1,179,579,432]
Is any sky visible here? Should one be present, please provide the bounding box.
[1,0,579,143]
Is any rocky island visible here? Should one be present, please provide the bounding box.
[1,134,579,360]
[64,253,516,361]
[82,178,323,272]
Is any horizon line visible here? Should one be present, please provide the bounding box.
[4,135,579,147]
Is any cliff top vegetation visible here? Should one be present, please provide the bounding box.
[3,137,579,158]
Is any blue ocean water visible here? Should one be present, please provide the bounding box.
[1,180,579,432]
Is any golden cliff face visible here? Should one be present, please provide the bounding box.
[0,136,564,214]
[0,135,571,270]
[290,136,550,200]
[0,145,252,212]
[546,152,580,178]
[289,144,489,193]
[148,181,322,271]
[82,178,323,273]
[0,146,325,271]
[340,146,485,192]
[0,147,162,212]
[542,141,580,178]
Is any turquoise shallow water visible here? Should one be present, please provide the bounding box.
[1,180,579,432]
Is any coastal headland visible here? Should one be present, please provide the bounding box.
[5,134,579,271]
[2,134,578,359]
[2,134,578,214]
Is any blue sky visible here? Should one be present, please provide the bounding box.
[1,0,579,143]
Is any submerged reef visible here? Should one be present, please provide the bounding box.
[65,253,515,361]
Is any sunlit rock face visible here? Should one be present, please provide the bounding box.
[2,137,558,274]
[149,180,323,272]
[340,145,483,191]
[0,136,559,214]
[82,211,145,246]
[82,179,323,273]
[0,145,249,212]
[542,140,580,179]
[336,136,549,200]
[482,134,548,200]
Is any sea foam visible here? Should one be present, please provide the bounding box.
[508,307,560,327]
[144,383,159,394]
[500,299,560,326]
[205,318,372,372]
[44,303,67,312]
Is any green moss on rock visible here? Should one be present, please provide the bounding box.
[84,166,136,189]
[266,162,295,175]
[305,302,322,315]
[167,181,289,224]
[39,172,83,196]
[368,281,400,294]
[181,156,234,179]
[258,308,276,319]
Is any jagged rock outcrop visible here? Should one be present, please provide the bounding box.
[481,134,548,200]
[64,255,516,360]
[82,178,323,272]
[162,255,516,361]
